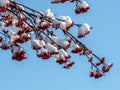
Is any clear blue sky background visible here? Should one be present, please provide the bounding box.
[0,0,120,90]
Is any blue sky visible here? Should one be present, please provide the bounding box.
[0,0,120,90]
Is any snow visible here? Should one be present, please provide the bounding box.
[78,23,91,36]
[44,9,55,20]
[31,39,41,48]
[78,1,89,8]
[72,44,80,50]
[58,15,73,30]
[58,49,68,57]
[46,43,58,53]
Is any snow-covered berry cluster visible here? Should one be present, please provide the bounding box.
[78,23,91,38]
[10,44,27,61]
[75,1,89,14]
[89,63,113,79]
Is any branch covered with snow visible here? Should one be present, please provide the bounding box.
[0,0,113,79]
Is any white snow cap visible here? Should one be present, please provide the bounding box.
[39,40,46,47]
[46,43,58,53]
[58,16,72,25]
[72,44,80,50]
[41,48,48,53]
[50,36,70,48]
[44,9,55,20]
[78,23,91,37]
[58,15,72,30]
[59,53,65,60]
[78,1,89,8]
[18,5,24,10]
[58,49,68,57]
[0,0,9,6]
[59,21,67,30]
[65,16,73,25]
[31,39,41,49]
